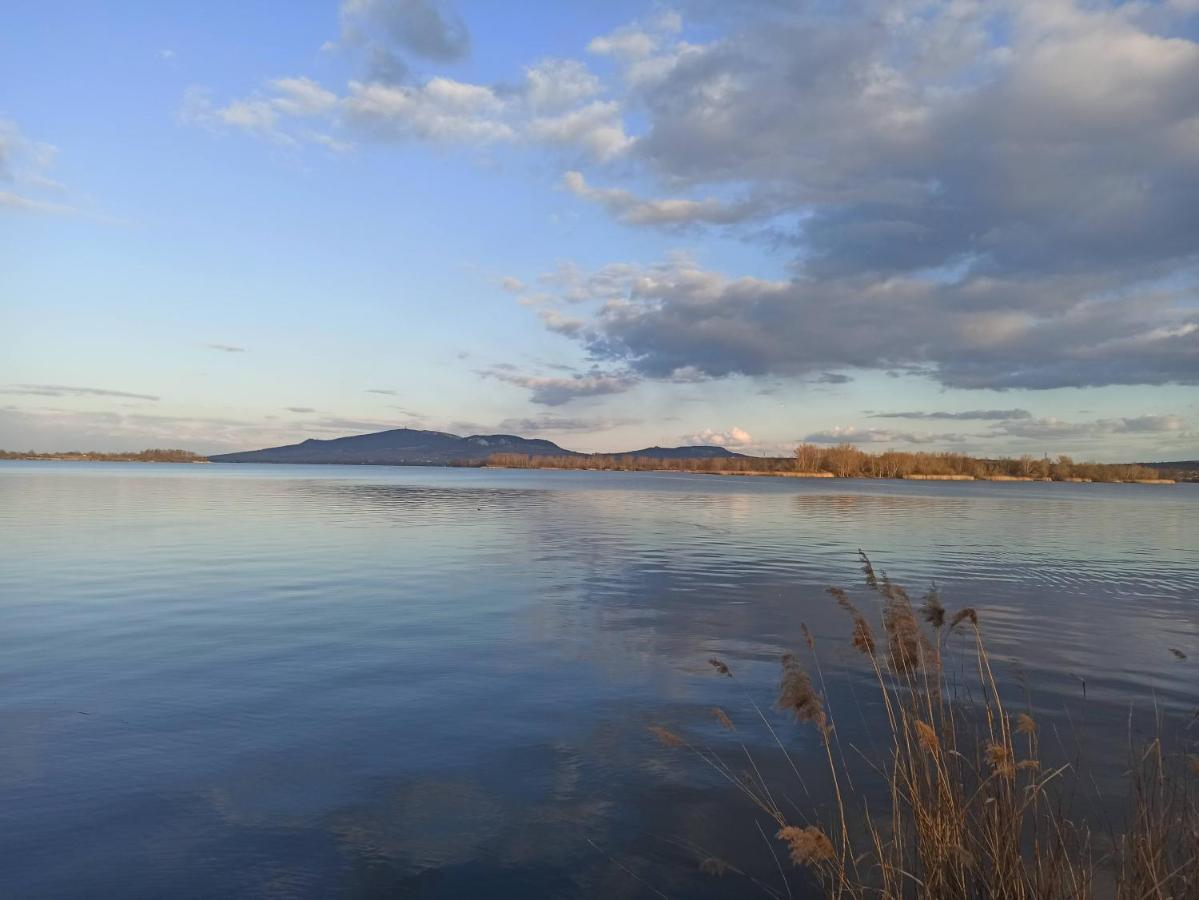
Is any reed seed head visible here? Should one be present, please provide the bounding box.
[699,857,729,876]
[921,585,946,628]
[712,707,735,732]
[649,725,684,749]
[778,654,828,734]
[915,719,940,753]
[949,607,979,629]
[776,825,834,868]
[987,742,1015,778]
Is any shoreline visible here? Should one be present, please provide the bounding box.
[479,465,1179,484]
[0,458,1181,484]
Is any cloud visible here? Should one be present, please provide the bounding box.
[803,426,963,445]
[680,426,752,447]
[178,3,1199,399]
[538,308,587,337]
[481,366,639,406]
[561,171,759,226]
[524,255,1199,390]
[180,83,349,150]
[993,414,1186,440]
[523,59,601,113]
[0,119,114,220]
[529,101,633,161]
[340,0,470,63]
[343,77,514,143]
[206,343,246,353]
[587,11,682,63]
[871,409,1032,421]
[269,77,339,116]
[494,415,635,434]
[1,384,159,401]
[285,406,316,413]
[366,388,398,395]
[343,73,625,163]
[191,52,629,161]
[816,372,852,385]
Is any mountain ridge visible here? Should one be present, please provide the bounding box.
[207,428,748,466]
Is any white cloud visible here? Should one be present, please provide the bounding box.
[270,77,338,116]
[680,426,752,447]
[524,59,601,113]
[344,78,513,142]
[529,101,633,160]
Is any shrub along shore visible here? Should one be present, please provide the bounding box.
[487,447,1179,483]
[0,449,206,463]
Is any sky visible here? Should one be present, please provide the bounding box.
[2,0,1197,460]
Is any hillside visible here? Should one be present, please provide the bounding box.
[208,428,580,466]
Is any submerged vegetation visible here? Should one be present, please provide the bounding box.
[647,554,1198,898]
[489,448,1177,483]
[0,448,206,463]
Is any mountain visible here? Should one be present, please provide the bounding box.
[208,428,580,466]
[1140,460,1199,481]
[207,428,745,467]
[623,445,747,459]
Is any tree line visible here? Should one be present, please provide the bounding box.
[487,447,1172,482]
[0,448,206,463]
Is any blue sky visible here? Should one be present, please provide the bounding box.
[2,0,1197,459]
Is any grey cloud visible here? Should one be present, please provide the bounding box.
[531,257,1199,390]
[340,0,470,63]
[871,409,1032,421]
[494,415,636,434]
[366,388,398,395]
[481,366,639,406]
[991,415,1186,440]
[285,406,316,413]
[627,4,1199,280]
[531,3,1199,393]
[538,308,586,337]
[207,343,246,353]
[816,373,852,385]
[803,427,965,445]
[2,384,159,401]
[1115,415,1186,434]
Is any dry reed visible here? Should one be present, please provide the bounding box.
[648,554,1197,899]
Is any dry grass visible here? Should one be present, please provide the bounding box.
[650,552,1198,899]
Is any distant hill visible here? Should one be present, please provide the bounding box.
[208,428,581,466]
[207,428,743,467]
[623,445,747,460]
[1140,460,1199,482]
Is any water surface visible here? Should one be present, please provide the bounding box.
[1,462,1195,897]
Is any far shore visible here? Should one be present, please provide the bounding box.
[2,451,1186,484]
[480,464,1179,484]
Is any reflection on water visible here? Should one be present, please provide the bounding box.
[0,462,1195,898]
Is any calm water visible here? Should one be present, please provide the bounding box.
[1,462,1195,898]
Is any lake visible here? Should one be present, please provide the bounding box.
[0,462,1195,898]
